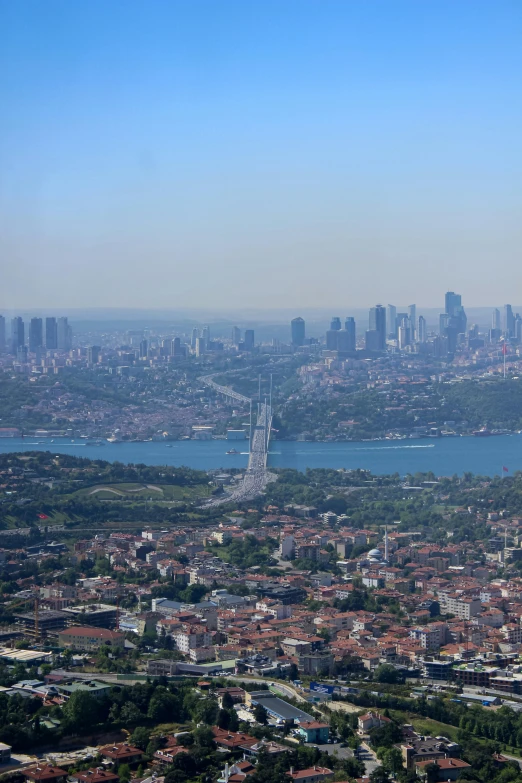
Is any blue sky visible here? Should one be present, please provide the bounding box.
[1,0,521,309]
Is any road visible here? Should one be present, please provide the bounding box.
[358,743,381,775]
[227,675,306,702]
[199,373,251,406]
[204,398,273,506]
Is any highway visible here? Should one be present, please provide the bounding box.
[200,372,273,505]
[199,373,250,405]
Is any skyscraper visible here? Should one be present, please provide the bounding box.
[408,305,416,341]
[344,317,356,351]
[11,317,24,354]
[46,317,58,349]
[87,346,101,364]
[504,304,515,337]
[338,318,356,353]
[444,291,466,336]
[330,317,341,331]
[369,305,386,350]
[29,318,43,352]
[418,315,427,343]
[0,315,5,351]
[244,329,255,351]
[57,317,71,350]
[231,326,241,346]
[202,325,210,343]
[492,309,501,331]
[173,337,182,356]
[139,339,148,358]
[445,291,461,317]
[291,317,305,347]
[325,330,339,350]
[387,305,397,339]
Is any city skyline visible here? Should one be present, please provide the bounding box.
[1,1,521,309]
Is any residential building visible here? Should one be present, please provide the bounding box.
[58,626,124,652]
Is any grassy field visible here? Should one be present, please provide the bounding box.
[71,482,210,500]
[407,716,460,742]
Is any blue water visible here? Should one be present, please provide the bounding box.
[0,436,521,476]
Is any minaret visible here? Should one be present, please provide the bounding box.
[384,525,389,563]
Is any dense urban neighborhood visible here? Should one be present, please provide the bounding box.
[0,449,521,783]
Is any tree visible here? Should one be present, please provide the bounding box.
[423,763,440,783]
[171,753,197,777]
[379,747,404,775]
[147,688,179,722]
[228,709,239,732]
[217,708,231,729]
[117,765,130,783]
[62,691,101,732]
[253,703,268,724]
[369,768,390,783]
[221,691,234,710]
[121,702,143,724]
[288,663,299,681]
[130,726,151,751]
[374,664,402,684]
[193,725,215,748]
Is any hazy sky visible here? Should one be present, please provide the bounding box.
[1,0,521,310]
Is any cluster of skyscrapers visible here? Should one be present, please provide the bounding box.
[0,315,72,361]
[291,293,522,357]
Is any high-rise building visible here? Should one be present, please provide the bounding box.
[202,325,210,343]
[387,305,397,339]
[398,324,409,350]
[191,328,198,349]
[87,346,101,364]
[369,305,386,350]
[344,317,356,351]
[29,317,43,352]
[57,317,71,350]
[11,317,24,354]
[338,319,356,353]
[492,309,501,331]
[325,330,339,350]
[365,329,380,352]
[139,339,148,359]
[195,337,205,356]
[244,329,255,351]
[445,291,461,317]
[291,317,305,347]
[418,315,427,343]
[408,305,417,341]
[161,338,173,357]
[45,317,58,349]
[504,304,515,337]
[515,316,522,344]
[444,291,466,337]
[173,337,182,356]
[16,345,28,363]
[398,316,411,348]
[231,326,241,346]
[330,317,341,331]
[0,315,6,351]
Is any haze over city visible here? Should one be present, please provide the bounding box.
[1,0,521,309]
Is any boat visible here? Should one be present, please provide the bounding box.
[473,428,492,437]
[226,448,240,455]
